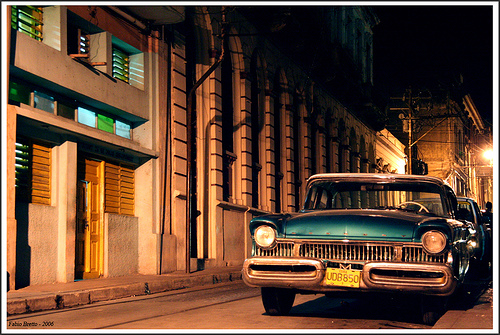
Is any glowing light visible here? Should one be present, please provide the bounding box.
[483,149,493,161]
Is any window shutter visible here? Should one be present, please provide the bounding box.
[11,6,43,41]
[119,166,135,216]
[105,162,135,216]
[15,141,31,202]
[112,48,130,83]
[31,143,51,205]
[15,139,51,205]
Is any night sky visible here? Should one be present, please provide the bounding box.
[372,5,494,127]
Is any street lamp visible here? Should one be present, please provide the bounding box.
[483,149,493,165]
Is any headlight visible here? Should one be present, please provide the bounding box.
[254,225,276,249]
[422,230,447,255]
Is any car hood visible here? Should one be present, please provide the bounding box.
[282,209,441,241]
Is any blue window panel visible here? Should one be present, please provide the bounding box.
[34,91,54,113]
[116,120,131,139]
[77,107,96,127]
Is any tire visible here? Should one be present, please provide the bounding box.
[261,287,296,316]
[420,296,448,326]
[422,311,440,326]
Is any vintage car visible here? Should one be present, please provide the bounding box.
[242,173,473,324]
[456,196,492,275]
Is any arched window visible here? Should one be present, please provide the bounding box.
[221,38,234,201]
[273,76,283,213]
[250,53,264,208]
[292,94,302,211]
[338,120,347,172]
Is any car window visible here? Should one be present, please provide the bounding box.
[457,201,474,222]
[304,180,448,217]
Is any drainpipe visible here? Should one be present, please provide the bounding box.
[185,8,227,273]
[158,25,173,275]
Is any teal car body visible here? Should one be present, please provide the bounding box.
[242,173,473,322]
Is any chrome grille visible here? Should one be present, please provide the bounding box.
[254,240,448,264]
[300,243,395,261]
[254,241,294,257]
[402,246,447,263]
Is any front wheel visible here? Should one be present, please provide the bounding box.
[420,295,448,325]
[261,287,296,316]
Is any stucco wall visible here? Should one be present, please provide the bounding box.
[106,213,139,277]
[12,30,149,122]
[15,203,58,287]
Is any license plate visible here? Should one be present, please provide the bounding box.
[324,268,361,288]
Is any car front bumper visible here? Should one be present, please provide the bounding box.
[242,256,457,296]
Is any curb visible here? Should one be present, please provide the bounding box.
[7,270,243,315]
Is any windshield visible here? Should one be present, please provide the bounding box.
[457,200,475,223]
[303,180,447,217]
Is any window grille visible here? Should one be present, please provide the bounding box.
[11,5,43,41]
[104,162,135,216]
[15,139,51,205]
[112,48,130,83]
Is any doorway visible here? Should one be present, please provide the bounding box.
[75,158,103,279]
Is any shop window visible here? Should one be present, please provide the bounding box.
[15,138,51,205]
[112,47,130,83]
[11,5,43,41]
[104,162,135,216]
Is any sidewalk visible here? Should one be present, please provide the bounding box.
[6,267,494,330]
[433,285,494,329]
[6,266,243,315]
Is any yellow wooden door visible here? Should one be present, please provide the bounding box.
[76,158,103,279]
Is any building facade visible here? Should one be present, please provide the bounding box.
[387,86,493,207]
[5,5,406,290]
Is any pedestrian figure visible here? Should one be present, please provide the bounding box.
[482,201,493,223]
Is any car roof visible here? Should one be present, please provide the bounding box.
[457,197,477,203]
[306,173,447,187]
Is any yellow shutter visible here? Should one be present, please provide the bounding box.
[105,162,134,216]
[31,143,51,205]
[119,167,135,216]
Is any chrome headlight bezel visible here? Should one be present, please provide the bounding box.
[421,230,447,255]
[254,225,277,249]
